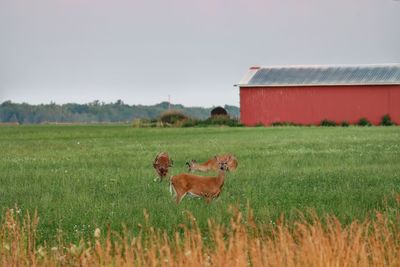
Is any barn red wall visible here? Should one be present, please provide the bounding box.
[240,85,400,126]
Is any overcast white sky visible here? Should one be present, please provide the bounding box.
[1,0,399,107]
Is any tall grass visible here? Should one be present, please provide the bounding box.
[1,198,399,266]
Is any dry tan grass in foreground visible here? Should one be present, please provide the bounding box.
[1,199,400,267]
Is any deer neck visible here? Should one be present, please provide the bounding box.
[216,171,225,186]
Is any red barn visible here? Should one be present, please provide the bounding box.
[237,64,400,126]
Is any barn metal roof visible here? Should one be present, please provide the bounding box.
[237,63,400,87]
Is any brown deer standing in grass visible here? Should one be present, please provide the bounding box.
[170,157,230,204]
[186,154,238,172]
[153,152,173,182]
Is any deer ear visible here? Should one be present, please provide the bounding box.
[185,161,190,166]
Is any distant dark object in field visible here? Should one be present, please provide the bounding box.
[153,152,173,182]
[211,107,228,118]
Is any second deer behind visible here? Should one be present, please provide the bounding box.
[186,154,238,172]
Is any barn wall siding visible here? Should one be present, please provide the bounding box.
[240,85,400,126]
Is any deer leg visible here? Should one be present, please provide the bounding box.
[174,188,187,204]
[176,192,187,204]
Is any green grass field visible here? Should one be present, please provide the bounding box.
[0,125,399,244]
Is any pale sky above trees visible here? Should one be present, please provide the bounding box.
[1,0,399,107]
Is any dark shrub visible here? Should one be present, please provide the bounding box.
[271,122,285,126]
[225,118,243,127]
[320,119,336,127]
[203,116,241,127]
[173,116,240,127]
[380,114,394,126]
[181,119,199,127]
[358,118,372,127]
[271,121,301,126]
[208,115,230,124]
[340,121,350,127]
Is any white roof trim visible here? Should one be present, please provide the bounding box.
[237,67,259,85]
[256,63,400,69]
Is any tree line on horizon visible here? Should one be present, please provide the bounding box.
[0,100,239,124]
